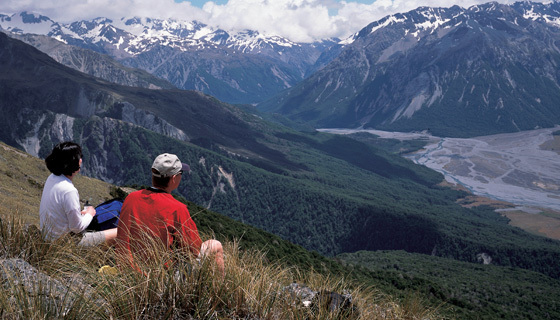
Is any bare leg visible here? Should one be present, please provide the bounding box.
[199,239,225,277]
[103,228,118,246]
[79,228,117,247]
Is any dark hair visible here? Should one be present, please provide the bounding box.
[45,142,83,176]
[152,175,171,189]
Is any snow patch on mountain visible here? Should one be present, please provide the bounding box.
[370,16,407,35]
[0,12,54,35]
[523,8,560,26]
[0,11,306,57]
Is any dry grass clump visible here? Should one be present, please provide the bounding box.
[0,215,443,319]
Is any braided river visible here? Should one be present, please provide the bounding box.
[319,127,560,212]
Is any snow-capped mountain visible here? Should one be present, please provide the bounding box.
[259,1,560,137]
[0,12,339,104]
[0,12,304,57]
[0,12,57,35]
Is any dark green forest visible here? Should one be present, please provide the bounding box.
[43,115,560,283]
[337,250,560,319]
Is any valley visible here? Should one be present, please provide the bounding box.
[319,126,560,239]
[2,1,560,318]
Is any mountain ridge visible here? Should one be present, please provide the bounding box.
[5,31,177,90]
[259,1,560,137]
[3,7,560,302]
[0,11,340,104]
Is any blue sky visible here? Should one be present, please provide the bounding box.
[1,0,535,42]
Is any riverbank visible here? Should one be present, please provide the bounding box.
[319,126,560,240]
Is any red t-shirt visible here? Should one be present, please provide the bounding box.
[116,188,202,271]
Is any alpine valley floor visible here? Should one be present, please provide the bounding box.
[319,126,560,240]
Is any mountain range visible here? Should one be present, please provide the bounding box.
[3,26,560,275]
[5,2,560,137]
[2,2,560,317]
[0,12,339,104]
[259,1,560,137]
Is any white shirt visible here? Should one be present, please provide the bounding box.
[39,174,93,240]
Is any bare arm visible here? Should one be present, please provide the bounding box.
[81,205,96,217]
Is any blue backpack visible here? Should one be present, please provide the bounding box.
[86,198,123,231]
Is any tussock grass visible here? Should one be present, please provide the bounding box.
[0,215,443,319]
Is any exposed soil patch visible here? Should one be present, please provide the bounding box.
[441,180,560,240]
[456,195,514,209]
[440,180,514,209]
[500,209,560,240]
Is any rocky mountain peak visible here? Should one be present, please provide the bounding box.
[0,11,307,57]
[0,10,339,104]
[259,1,560,137]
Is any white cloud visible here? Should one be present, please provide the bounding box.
[0,0,549,42]
[0,0,208,24]
[201,0,337,42]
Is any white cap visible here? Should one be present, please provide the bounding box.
[151,153,190,177]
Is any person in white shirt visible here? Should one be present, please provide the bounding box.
[39,141,117,246]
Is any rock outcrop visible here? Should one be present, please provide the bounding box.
[0,258,105,316]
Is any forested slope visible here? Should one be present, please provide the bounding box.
[2,30,560,284]
[2,140,559,319]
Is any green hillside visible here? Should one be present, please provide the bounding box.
[4,32,560,281]
[337,250,560,319]
[0,140,447,317]
[3,31,560,318]
[3,141,560,319]
[107,126,560,279]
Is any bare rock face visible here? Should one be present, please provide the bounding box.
[477,252,493,265]
[121,102,188,142]
[0,258,105,316]
[282,283,358,317]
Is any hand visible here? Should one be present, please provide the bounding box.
[82,205,96,217]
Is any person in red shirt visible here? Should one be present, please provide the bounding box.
[116,153,224,276]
